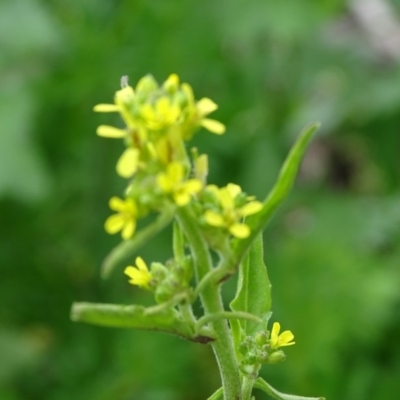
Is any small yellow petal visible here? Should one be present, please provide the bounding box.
[200,119,226,134]
[197,98,218,115]
[218,188,235,211]
[272,322,281,336]
[93,104,120,112]
[239,201,263,217]
[97,125,126,138]
[174,192,191,207]
[204,211,225,227]
[124,265,151,288]
[116,148,139,178]
[279,331,295,345]
[124,266,139,280]
[184,179,203,194]
[135,257,148,272]
[104,214,124,234]
[109,196,126,211]
[122,220,135,240]
[229,223,250,239]
[226,183,241,199]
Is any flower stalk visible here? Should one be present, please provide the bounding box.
[70,73,323,400]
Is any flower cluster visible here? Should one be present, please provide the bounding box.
[124,255,193,303]
[239,322,295,372]
[95,74,263,290]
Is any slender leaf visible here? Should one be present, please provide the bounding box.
[70,302,214,344]
[229,122,320,271]
[254,378,325,400]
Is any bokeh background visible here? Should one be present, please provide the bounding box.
[1,0,400,399]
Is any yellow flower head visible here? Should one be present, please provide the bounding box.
[104,196,138,240]
[204,184,262,238]
[181,83,225,137]
[157,162,203,207]
[270,322,295,349]
[124,257,152,289]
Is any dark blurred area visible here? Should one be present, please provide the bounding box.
[1,1,400,399]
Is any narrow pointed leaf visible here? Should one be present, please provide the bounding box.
[71,302,214,344]
[254,378,325,400]
[230,122,320,271]
[101,211,173,278]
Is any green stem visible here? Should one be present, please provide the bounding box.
[196,311,262,333]
[179,302,197,331]
[194,266,227,299]
[177,206,242,400]
[242,375,255,400]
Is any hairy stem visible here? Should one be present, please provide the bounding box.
[177,206,242,400]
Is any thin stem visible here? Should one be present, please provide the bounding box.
[176,206,242,400]
[179,302,197,330]
[194,266,227,299]
[196,311,262,333]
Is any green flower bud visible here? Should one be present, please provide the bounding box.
[266,350,286,364]
[136,74,158,95]
[254,330,268,346]
[150,262,168,280]
[239,336,255,355]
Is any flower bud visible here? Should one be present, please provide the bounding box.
[266,350,286,364]
[136,75,158,96]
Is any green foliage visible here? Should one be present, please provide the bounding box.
[230,233,272,354]
[1,0,400,399]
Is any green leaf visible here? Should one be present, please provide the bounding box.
[254,378,325,400]
[230,122,320,271]
[230,233,272,352]
[70,302,214,344]
[207,387,223,400]
[101,211,173,279]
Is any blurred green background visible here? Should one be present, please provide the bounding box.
[1,0,400,399]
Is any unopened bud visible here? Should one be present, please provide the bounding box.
[266,350,286,364]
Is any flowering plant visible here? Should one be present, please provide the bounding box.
[71,74,324,400]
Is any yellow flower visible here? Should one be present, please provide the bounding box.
[157,162,203,206]
[204,184,262,238]
[181,83,226,136]
[140,96,181,130]
[104,196,138,240]
[124,257,152,289]
[270,322,295,349]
